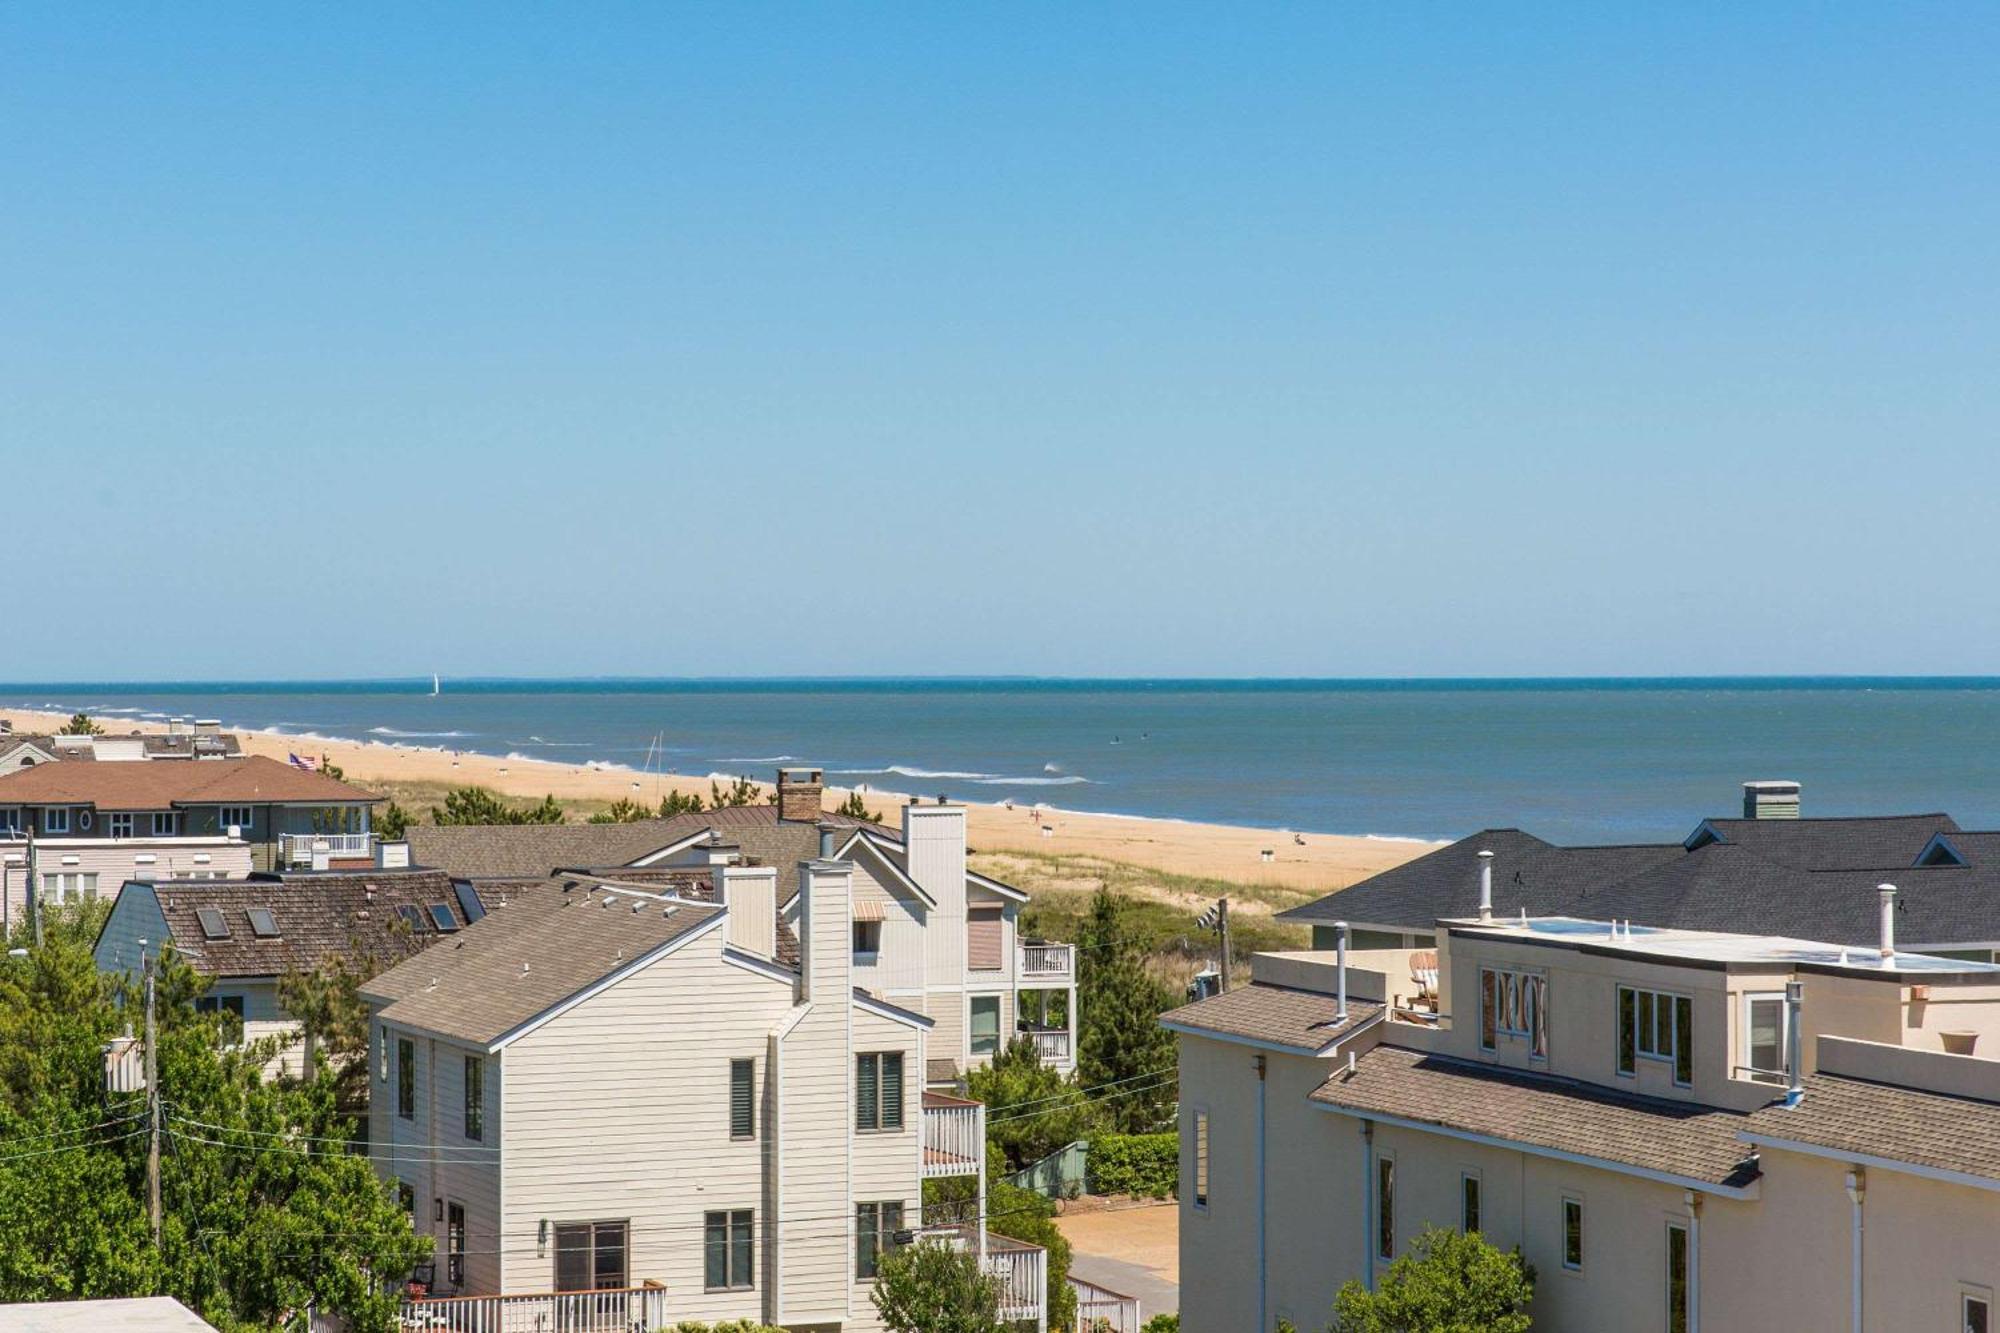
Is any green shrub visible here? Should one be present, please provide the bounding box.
[1089,1132,1178,1198]
[663,1322,785,1333]
[1142,1315,1180,1333]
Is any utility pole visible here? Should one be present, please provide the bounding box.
[144,950,161,1246]
[25,827,41,950]
[1218,896,1232,992]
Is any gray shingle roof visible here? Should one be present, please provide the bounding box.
[1745,1072,2000,1184]
[1161,985,1382,1053]
[134,868,461,979]
[363,879,726,1047]
[1311,1045,1762,1190]
[1282,813,2000,950]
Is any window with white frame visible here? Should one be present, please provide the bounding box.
[1966,1290,1991,1333]
[42,807,69,834]
[1479,967,1547,1058]
[1461,1171,1481,1234]
[218,806,253,833]
[1667,1220,1689,1333]
[1376,1154,1396,1260]
[969,994,1002,1056]
[150,812,177,836]
[40,872,98,903]
[108,813,134,839]
[1618,985,1693,1085]
[1561,1196,1584,1271]
[1742,991,1788,1082]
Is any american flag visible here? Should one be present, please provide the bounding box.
[288,752,321,772]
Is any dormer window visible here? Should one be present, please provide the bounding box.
[1916,833,1968,867]
[1479,967,1547,1059]
[1618,985,1693,1086]
[42,808,69,834]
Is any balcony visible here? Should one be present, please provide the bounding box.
[1018,940,1074,983]
[914,1227,1046,1327]
[1021,1023,1072,1068]
[398,1282,668,1331]
[923,1091,984,1179]
[279,832,376,868]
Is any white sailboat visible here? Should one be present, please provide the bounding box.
[431,673,441,697]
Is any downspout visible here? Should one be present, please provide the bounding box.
[1846,1168,1865,1333]
[1334,922,1349,1021]
[1255,1053,1268,1333]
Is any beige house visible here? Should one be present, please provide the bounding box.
[1166,886,2000,1333]
[362,847,1048,1331]
[406,769,1079,1084]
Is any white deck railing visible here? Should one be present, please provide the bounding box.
[1018,941,1075,980]
[280,832,374,865]
[1027,1028,1072,1065]
[923,1097,984,1179]
[1072,1276,1143,1331]
[988,1244,1048,1325]
[397,1283,668,1332]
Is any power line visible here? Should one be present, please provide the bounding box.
[0,1111,145,1147]
[0,1127,147,1166]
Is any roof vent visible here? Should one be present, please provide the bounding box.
[1743,781,1801,820]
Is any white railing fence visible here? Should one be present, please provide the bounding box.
[1028,1029,1072,1064]
[1071,1276,1143,1331]
[396,1284,668,1332]
[923,1100,984,1178]
[1019,942,1075,977]
[280,832,374,864]
[988,1245,1048,1324]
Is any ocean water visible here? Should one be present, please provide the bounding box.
[6,678,2000,844]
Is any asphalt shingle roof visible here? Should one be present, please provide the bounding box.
[0,755,377,810]
[1282,813,2000,950]
[1745,1072,2000,1184]
[1161,984,1382,1052]
[363,879,726,1047]
[1311,1044,1762,1189]
[131,869,460,978]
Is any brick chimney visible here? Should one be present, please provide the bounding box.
[776,768,824,823]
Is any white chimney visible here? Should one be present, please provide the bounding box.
[1477,850,1494,922]
[722,863,779,960]
[796,857,853,1004]
[1333,920,1349,1021]
[1877,883,1897,960]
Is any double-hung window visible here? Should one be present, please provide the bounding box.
[1479,967,1547,1058]
[730,1059,756,1139]
[856,1201,904,1279]
[703,1210,753,1290]
[969,995,1002,1056]
[856,1052,904,1132]
[108,813,134,839]
[1618,986,1693,1085]
[463,1056,484,1141]
[397,1038,415,1119]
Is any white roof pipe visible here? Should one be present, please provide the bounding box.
[1333,920,1349,1022]
[1477,850,1494,921]
[1784,979,1804,1108]
[1877,883,1897,960]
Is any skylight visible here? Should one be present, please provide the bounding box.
[397,904,425,932]
[196,907,230,940]
[427,903,459,933]
[246,907,280,938]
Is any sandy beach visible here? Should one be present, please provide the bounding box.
[0,707,1433,892]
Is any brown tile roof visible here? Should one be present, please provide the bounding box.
[119,869,461,979]
[927,1057,962,1085]
[404,822,702,879]
[1160,984,1383,1053]
[362,878,726,1048]
[0,754,376,810]
[1744,1073,2000,1184]
[1310,1045,1762,1191]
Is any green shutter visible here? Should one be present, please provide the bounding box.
[857,1053,878,1130]
[881,1053,903,1130]
[730,1059,755,1139]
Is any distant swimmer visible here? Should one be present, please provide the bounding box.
[1112,736,1121,744]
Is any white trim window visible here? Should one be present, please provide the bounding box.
[1561,1196,1584,1271]
[150,812,177,837]
[42,807,69,834]
[108,813,135,839]
[1965,1290,1991,1333]
[1479,966,1547,1058]
[1667,1219,1690,1333]
[1741,991,1788,1083]
[1376,1153,1396,1261]
[218,806,253,833]
[1461,1171,1481,1234]
[1618,985,1694,1086]
[968,993,1003,1057]
[40,872,98,903]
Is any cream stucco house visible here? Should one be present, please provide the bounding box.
[363,842,1048,1331]
[1167,877,2000,1333]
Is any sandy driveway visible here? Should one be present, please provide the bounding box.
[1057,1201,1179,1317]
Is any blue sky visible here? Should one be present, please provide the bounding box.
[5,5,1997,679]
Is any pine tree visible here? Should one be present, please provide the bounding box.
[1076,887,1178,1133]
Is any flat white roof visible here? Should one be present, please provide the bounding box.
[0,1298,219,1332]
[1445,914,2000,976]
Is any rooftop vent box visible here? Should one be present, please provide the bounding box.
[1742,781,1801,820]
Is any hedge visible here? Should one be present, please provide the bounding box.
[1089,1132,1178,1199]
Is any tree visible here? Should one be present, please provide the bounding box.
[587,798,654,825]
[0,905,428,1330]
[709,776,762,809]
[965,1037,1097,1172]
[870,1239,1005,1333]
[658,790,706,817]
[836,791,883,823]
[1076,888,1178,1132]
[429,787,567,825]
[1328,1226,1535,1333]
[922,1143,1078,1330]
[57,713,103,736]
[373,800,412,842]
